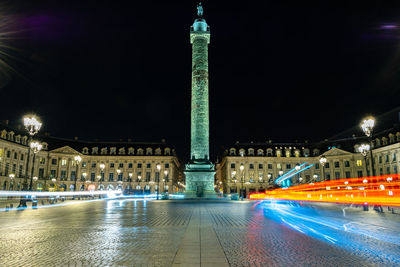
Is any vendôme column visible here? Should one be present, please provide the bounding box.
[184,3,216,199]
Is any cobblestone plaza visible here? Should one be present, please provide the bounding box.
[1,200,399,267]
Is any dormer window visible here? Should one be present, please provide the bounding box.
[257,149,264,156]
[266,148,273,157]
[119,148,125,155]
[15,135,21,143]
[92,147,98,155]
[248,148,255,156]
[137,148,144,155]
[110,147,116,155]
[146,147,152,155]
[239,149,245,157]
[312,148,320,156]
[42,142,48,150]
[303,148,310,157]
[101,147,108,155]
[0,130,6,139]
[276,149,282,157]
[7,131,14,141]
[82,147,89,154]
[128,147,134,155]
[155,148,162,155]
[22,136,28,145]
[164,147,171,156]
[229,148,236,156]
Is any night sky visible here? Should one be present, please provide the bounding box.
[1,1,400,160]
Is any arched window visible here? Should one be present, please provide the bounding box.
[266,148,273,157]
[128,147,134,155]
[82,147,89,154]
[239,149,245,157]
[137,148,144,155]
[294,149,300,157]
[285,149,291,157]
[248,148,255,156]
[118,148,125,155]
[312,149,320,156]
[164,147,171,156]
[257,149,264,156]
[146,147,153,155]
[229,148,236,156]
[92,147,98,155]
[155,148,162,155]
[0,130,6,139]
[110,147,116,155]
[101,147,108,155]
[303,148,310,157]
[276,149,282,157]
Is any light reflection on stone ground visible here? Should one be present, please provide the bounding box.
[0,200,395,266]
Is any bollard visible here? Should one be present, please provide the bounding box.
[363,205,369,211]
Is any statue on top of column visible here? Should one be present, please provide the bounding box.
[197,3,203,17]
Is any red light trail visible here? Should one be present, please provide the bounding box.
[250,174,400,206]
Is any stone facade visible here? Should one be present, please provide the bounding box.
[0,125,181,193]
[216,129,400,196]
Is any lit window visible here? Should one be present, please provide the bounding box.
[356,160,362,167]
[61,159,67,166]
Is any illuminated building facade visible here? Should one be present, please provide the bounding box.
[0,122,181,193]
[216,128,400,196]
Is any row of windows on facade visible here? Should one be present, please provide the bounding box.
[228,170,368,184]
[229,133,400,157]
[81,146,171,156]
[46,170,169,182]
[229,160,364,170]
[229,147,316,157]
[0,130,49,149]
[229,164,399,184]
[49,159,170,169]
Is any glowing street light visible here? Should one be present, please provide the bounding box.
[319,156,327,181]
[156,164,161,200]
[23,115,43,190]
[73,155,82,191]
[240,164,245,200]
[23,116,42,136]
[29,141,42,191]
[358,144,370,177]
[361,116,376,176]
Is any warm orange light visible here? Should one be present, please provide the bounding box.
[249,174,400,206]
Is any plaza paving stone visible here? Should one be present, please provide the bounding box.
[0,199,396,266]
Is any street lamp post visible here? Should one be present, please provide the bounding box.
[164,170,168,194]
[319,156,327,181]
[295,164,301,184]
[156,164,161,200]
[100,163,105,184]
[240,164,244,200]
[29,141,42,191]
[8,174,15,190]
[23,115,42,190]
[358,144,370,177]
[73,155,82,191]
[361,116,376,177]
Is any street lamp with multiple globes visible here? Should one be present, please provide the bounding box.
[319,156,327,181]
[358,144,370,177]
[361,116,376,177]
[239,164,244,200]
[29,141,42,191]
[73,155,82,191]
[23,115,42,190]
[156,164,161,200]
